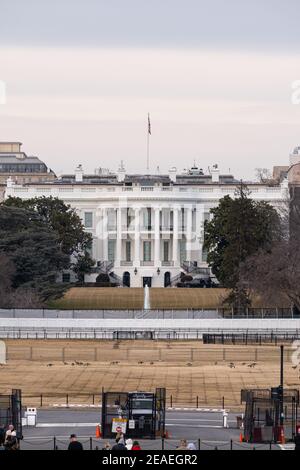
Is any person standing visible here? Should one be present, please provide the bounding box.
[68,434,83,450]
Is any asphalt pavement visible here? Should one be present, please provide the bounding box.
[19,408,281,450]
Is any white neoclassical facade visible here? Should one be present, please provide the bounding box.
[5,163,288,287]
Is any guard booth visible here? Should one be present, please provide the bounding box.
[241,388,299,443]
[101,388,166,439]
[0,389,22,438]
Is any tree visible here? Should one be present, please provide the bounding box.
[203,183,280,306]
[0,205,69,300]
[3,196,94,280]
[0,253,42,308]
[238,198,300,311]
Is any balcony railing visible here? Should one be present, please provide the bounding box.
[120,261,133,266]
[160,225,173,231]
[140,261,154,266]
[161,261,174,266]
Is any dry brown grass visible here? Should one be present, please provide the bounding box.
[1,339,299,409]
[50,287,287,310]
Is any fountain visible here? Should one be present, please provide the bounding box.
[143,284,151,310]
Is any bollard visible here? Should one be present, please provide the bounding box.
[170,395,173,408]
[90,437,93,450]
[269,440,272,450]
[162,438,165,451]
[40,394,43,407]
[230,439,233,450]
[66,394,69,407]
[198,439,200,450]
[53,436,56,450]
[196,396,199,408]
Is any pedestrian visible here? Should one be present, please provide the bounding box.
[68,434,83,450]
[125,438,133,450]
[187,442,197,450]
[4,435,18,451]
[177,439,188,450]
[0,424,5,447]
[131,440,141,450]
[4,424,15,443]
[112,435,127,451]
[294,428,300,450]
[102,442,112,450]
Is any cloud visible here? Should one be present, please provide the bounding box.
[0,46,300,177]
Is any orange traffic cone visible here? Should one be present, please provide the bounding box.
[95,424,101,438]
[239,432,243,443]
[279,426,285,444]
[165,430,170,439]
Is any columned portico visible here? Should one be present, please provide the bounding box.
[154,207,160,266]
[172,206,179,264]
[134,207,140,266]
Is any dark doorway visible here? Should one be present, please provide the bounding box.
[123,271,130,287]
[164,271,171,287]
[143,277,152,287]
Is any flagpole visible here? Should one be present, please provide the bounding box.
[147,128,150,172]
[147,112,151,172]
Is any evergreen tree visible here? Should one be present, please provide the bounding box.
[0,205,69,300]
[2,196,94,281]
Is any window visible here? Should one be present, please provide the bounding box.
[108,240,116,262]
[143,241,151,261]
[163,241,169,262]
[126,241,131,262]
[143,208,152,229]
[84,212,93,228]
[62,273,71,283]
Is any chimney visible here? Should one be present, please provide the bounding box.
[168,167,177,183]
[75,164,83,182]
[211,164,220,183]
[117,161,126,182]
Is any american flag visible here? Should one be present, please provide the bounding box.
[148,113,151,135]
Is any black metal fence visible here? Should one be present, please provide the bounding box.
[19,392,228,410]
[17,437,281,451]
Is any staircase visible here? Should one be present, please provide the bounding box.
[109,271,128,287]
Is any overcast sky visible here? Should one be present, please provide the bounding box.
[1,0,300,178]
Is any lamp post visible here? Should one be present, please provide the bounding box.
[280,345,284,427]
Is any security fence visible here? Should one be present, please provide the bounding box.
[17,436,281,450]
[19,392,228,410]
[4,344,296,363]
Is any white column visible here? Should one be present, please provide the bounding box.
[154,207,160,266]
[173,206,179,265]
[116,207,122,267]
[196,204,204,263]
[186,206,193,262]
[102,208,108,261]
[134,208,140,266]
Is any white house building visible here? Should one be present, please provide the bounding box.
[5,162,288,287]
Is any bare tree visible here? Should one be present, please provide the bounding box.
[237,192,300,310]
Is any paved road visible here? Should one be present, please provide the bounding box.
[19,408,280,450]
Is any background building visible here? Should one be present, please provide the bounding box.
[0,142,55,200]
[5,160,288,287]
